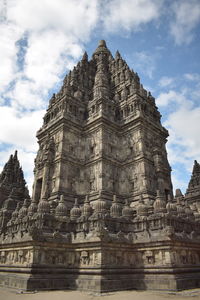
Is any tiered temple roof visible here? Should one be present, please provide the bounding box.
[185,160,200,203]
[0,40,200,293]
[0,151,29,209]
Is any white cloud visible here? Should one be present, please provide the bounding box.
[103,0,163,33]
[165,104,200,193]
[159,76,174,88]
[165,105,200,161]
[170,0,200,45]
[129,51,156,79]
[184,73,200,82]
[6,80,45,110]
[184,74,200,100]
[8,0,99,40]
[0,0,100,192]
[6,32,83,111]
[0,0,99,111]
[0,106,45,152]
[156,90,185,106]
[0,23,23,92]
[24,31,82,89]
[157,85,200,192]
[157,87,200,161]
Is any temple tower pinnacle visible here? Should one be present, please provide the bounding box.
[32,40,173,209]
[0,151,29,208]
[1,40,200,294]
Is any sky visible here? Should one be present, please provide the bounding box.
[0,0,200,195]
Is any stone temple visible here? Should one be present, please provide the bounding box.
[0,40,200,292]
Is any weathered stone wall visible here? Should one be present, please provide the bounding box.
[0,40,200,293]
[1,239,200,291]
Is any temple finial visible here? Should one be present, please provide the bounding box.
[93,40,110,55]
[115,50,121,60]
[14,150,18,159]
[98,40,107,47]
[82,51,88,61]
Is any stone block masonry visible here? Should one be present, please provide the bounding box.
[0,40,200,292]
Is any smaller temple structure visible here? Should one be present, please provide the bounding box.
[0,151,30,233]
[185,160,200,205]
[0,151,29,208]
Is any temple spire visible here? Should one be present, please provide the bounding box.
[115,50,121,60]
[0,151,30,208]
[81,51,88,62]
[193,160,200,174]
[94,40,110,55]
[93,42,111,100]
[185,160,200,204]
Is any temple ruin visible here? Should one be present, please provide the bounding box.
[0,40,200,292]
